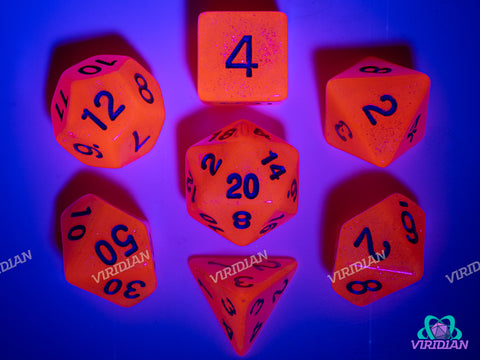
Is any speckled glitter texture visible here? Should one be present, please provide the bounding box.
[198,11,288,103]
[331,193,425,306]
[324,57,430,167]
[185,119,299,246]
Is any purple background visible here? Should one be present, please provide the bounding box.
[1,1,478,359]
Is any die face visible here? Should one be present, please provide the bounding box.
[325,57,430,167]
[243,275,293,355]
[186,120,299,246]
[189,255,297,356]
[331,193,425,306]
[61,194,157,307]
[190,119,290,147]
[51,55,165,168]
[51,55,129,137]
[392,92,430,163]
[198,11,288,104]
[330,57,424,80]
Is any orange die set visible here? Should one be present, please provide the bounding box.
[44,7,434,358]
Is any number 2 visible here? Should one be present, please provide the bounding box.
[201,153,222,175]
[362,94,397,126]
[272,278,288,303]
[226,35,258,77]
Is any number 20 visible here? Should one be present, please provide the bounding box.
[226,173,259,199]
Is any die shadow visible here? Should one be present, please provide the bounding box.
[176,107,285,198]
[52,170,146,256]
[321,170,418,274]
[185,0,279,90]
[45,33,151,120]
[313,43,414,133]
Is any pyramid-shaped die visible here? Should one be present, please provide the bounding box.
[189,254,297,355]
[325,57,430,167]
[61,194,157,307]
[186,119,299,246]
[331,193,425,306]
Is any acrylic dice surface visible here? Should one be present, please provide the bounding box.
[189,254,297,356]
[198,11,288,104]
[325,57,430,167]
[331,193,425,306]
[61,194,156,307]
[185,119,299,246]
[51,55,165,168]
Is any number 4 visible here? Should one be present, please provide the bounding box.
[226,35,258,77]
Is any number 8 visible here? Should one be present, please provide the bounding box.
[134,73,154,104]
[347,279,382,295]
[233,211,251,229]
[359,66,392,74]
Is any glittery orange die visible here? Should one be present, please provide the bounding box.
[51,55,165,168]
[331,193,425,306]
[185,120,299,246]
[189,255,297,355]
[325,57,430,167]
[198,11,288,104]
[61,194,157,307]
